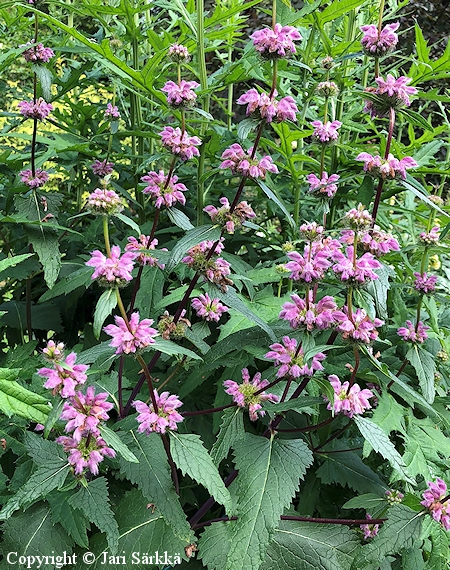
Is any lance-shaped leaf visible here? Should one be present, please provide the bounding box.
[225,434,313,570]
[169,433,233,515]
[93,288,118,340]
[211,407,245,466]
[0,253,33,273]
[407,345,436,404]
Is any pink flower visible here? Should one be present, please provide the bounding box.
[285,247,332,283]
[223,368,279,420]
[279,292,337,331]
[38,352,88,398]
[203,197,255,233]
[344,203,372,228]
[421,479,450,531]
[397,320,429,343]
[414,272,437,294]
[60,386,114,442]
[104,312,158,354]
[86,245,136,287]
[356,152,417,180]
[20,168,49,188]
[191,293,229,322]
[91,159,115,177]
[42,340,65,362]
[265,336,325,379]
[133,392,183,434]
[159,126,201,161]
[168,43,190,62]
[332,246,381,283]
[56,435,115,475]
[236,89,298,123]
[311,120,341,144]
[18,98,53,121]
[182,239,233,290]
[342,228,400,257]
[161,80,199,107]
[419,226,440,245]
[360,513,380,539]
[299,222,324,241]
[104,103,120,119]
[325,374,373,418]
[21,42,55,63]
[360,22,400,56]
[141,169,187,208]
[251,23,302,59]
[334,307,384,343]
[375,74,417,107]
[125,235,166,268]
[87,188,123,215]
[220,143,278,179]
[306,172,340,198]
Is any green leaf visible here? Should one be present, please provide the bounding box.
[399,109,434,132]
[167,207,195,231]
[25,432,67,466]
[118,431,193,543]
[368,392,406,436]
[169,432,233,515]
[261,520,360,570]
[43,397,65,438]
[114,212,141,235]
[99,426,139,463]
[166,224,222,272]
[48,491,90,548]
[352,505,424,570]
[225,434,313,570]
[401,179,448,217]
[0,253,33,273]
[32,64,53,101]
[342,493,386,510]
[426,522,449,570]
[262,396,324,414]
[68,477,119,554]
[198,521,232,570]
[39,266,93,302]
[151,338,202,360]
[29,228,62,289]
[237,118,260,141]
[406,346,436,404]
[93,288,118,340]
[317,0,366,23]
[211,407,245,466]
[353,416,414,483]
[257,179,295,229]
[0,377,49,424]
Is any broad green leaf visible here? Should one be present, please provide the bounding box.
[39,266,93,302]
[406,346,436,404]
[352,505,424,570]
[354,416,414,483]
[99,426,139,463]
[167,207,195,231]
[43,397,65,439]
[68,477,119,555]
[0,378,49,424]
[150,338,202,360]
[32,64,53,101]
[0,253,33,273]
[342,493,387,510]
[118,431,193,543]
[369,392,406,436]
[198,521,232,570]
[93,288,118,339]
[170,433,233,515]
[238,118,260,141]
[257,179,295,229]
[25,432,67,466]
[48,491,90,548]
[426,522,449,570]
[166,224,222,272]
[261,520,360,570]
[402,545,426,570]
[211,407,245,466]
[402,416,450,478]
[226,434,313,570]
[28,228,62,290]
[115,212,141,235]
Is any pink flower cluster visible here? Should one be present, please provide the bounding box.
[42,340,65,361]
[104,312,158,355]
[18,98,53,121]
[237,89,298,123]
[134,391,184,434]
[311,120,342,144]
[397,320,429,344]
[419,226,440,245]
[325,375,374,418]
[159,126,201,161]
[332,246,381,284]
[182,239,232,290]
[265,336,326,379]
[125,235,166,268]
[344,204,372,228]
[204,197,255,233]
[191,293,229,322]
[141,170,187,208]
[162,80,199,107]
[414,272,437,294]
[279,292,337,331]
[56,435,116,476]
[223,368,279,421]
[360,514,380,539]
[360,22,400,56]
[38,349,88,398]
[91,159,115,177]
[168,43,190,62]
[104,103,120,119]
[87,188,123,216]
[284,242,334,283]
[299,222,324,241]
[22,42,55,63]
[220,143,278,179]
[334,307,384,343]
[421,478,450,531]
[86,245,136,287]
[364,75,417,117]
[251,23,302,59]
[20,168,49,188]
[340,228,400,257]
[356,152,417,180]
[306,172,340,198]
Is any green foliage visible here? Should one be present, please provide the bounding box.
[210,407,245,466]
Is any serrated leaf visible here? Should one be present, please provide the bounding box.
[68,477,119,554]
[257,179,295,229]
[198,521,232,570]
[211,407,245,466]
[166,224,222,272]
[354,416,414,483]
[99,425,139,463]
[226,434,313,570]
[402,545,426,570]
[407,346,436,404]
[28,228,62,289]
[261,520,360,570]
[369,392,406,436]
[426,522,449,570]
[115,212,141,235]
[167,207,195,230]
[48,491,90,548]
[318,0,366,23]
[352,505,424,570]
[0,253,33,273]
[118,431,193,543]
[0,378,49,424]
[93,288,118,339]
[170,432,233,515]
